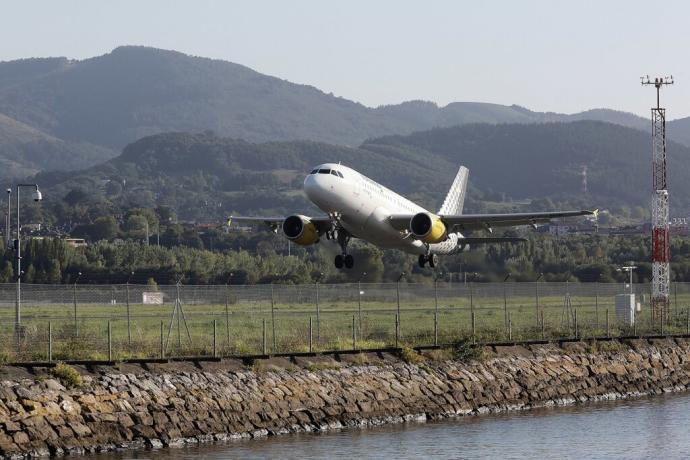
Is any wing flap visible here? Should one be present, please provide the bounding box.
[387,210,595,233]
[441,210,595,232]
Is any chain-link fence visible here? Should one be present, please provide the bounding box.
[0,281,688,362]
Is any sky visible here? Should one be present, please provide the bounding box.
[1,0,689,118]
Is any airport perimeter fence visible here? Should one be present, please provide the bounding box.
[0,281,688,362]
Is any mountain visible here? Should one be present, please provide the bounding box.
[36,120,690,226]
[0,112,115,178]
[0,46,678,178]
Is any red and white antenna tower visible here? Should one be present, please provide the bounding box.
[641,75,673,326]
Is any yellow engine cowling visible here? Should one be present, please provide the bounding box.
[410,212,447,244]
[282,215,320,246]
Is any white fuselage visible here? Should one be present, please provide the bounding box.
[303,163,464,255]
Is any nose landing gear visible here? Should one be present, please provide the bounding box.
[418,253,438,268]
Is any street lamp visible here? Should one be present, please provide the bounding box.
[14,183,43,335]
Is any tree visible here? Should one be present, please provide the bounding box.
[91,216,119,241]
[124,215,148,240]
[0,262,13,283]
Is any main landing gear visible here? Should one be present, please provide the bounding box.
[334,253,354,269]
[418,253,438,268]
[333,229,354,269]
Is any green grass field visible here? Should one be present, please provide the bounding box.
[0,282,688,362]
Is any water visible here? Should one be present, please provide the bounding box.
[97,393,690,459]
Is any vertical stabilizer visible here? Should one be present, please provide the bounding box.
[439,166,469,215]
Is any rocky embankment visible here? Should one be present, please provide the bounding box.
[0,338,689,457]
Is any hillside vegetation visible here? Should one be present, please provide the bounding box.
[1,46,684,179]
[30,120,689,230]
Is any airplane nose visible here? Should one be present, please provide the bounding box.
[304,174,319,201]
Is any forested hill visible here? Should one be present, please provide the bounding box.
[34,120,690,225]
[364,121,690,213]
[2,45,687,181]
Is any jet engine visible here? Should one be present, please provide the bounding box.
[282,215,320,246]
[410,212,448,244]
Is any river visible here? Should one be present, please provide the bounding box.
[96,393,690,459]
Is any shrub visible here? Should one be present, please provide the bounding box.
[399,346,424,365]
[51,363,83,388]
[452,341,485,363]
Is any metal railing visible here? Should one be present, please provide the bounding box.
[0,281,688,362]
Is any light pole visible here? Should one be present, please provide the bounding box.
[14,183,42,336]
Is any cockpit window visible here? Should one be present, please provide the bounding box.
[336,171,344,178]
[318,169,331,174]
[310,169,318,174]
[331,170,339,177]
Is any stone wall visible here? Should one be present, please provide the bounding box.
[0,338,689,457]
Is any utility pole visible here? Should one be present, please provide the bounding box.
[642,75,673,327]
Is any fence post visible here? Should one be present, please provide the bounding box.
[160,321,164,359]
[316,282,320,342]
[309,317,313,353]
[508,312,512,342]
[595,282,599,330]
[541,311,545,340]
[73,282,78,337]
[126,282,131,346]
[271,284,276,353]
[262,319,267,355]
[225,285,231,348]
[687,308,689,335]
[48,321,52,363]
[213,319,217,358]
[108,320,112,362]
[352,315,356,350]
[606,309,610,338]
[395,314,399,348]
[574,309,578,340]
[434,309,438,347]
[471,311,476,344]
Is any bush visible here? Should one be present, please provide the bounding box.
[51,363,83,388]
[452,341,485,363]
[399,345,424,365]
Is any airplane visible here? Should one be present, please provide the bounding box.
[228,163,595,269]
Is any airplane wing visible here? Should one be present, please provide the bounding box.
[388,210,596,233]
[227,216,333,233]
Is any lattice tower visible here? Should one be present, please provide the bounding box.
[642,75,673,325]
